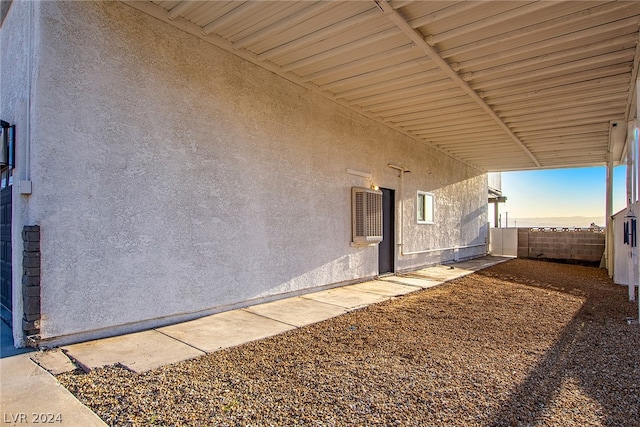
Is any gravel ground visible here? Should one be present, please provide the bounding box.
[57,259,640,426]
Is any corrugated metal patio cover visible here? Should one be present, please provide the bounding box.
[126,0,640,172]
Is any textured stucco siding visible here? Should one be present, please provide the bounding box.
[0,0,41,346]
[21,1,488,343]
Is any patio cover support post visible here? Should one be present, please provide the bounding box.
[605,145,613,275]
[637,78,640,320]
[488,197,506,228]
[627,130,634,207]
[637,78,640,318]
[626,123,638,302]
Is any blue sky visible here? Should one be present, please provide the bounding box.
[500,166,627,223]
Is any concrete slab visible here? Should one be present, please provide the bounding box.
[158,309,296,354]
[454,256,513,271]
[301,287,389,310]
[1,321,31,359]
[0,354,106,426]
[0,253,513,427]
[244,297,348,327]
[62,330,205,373]
[378,276,443,289]
[30,349,76,375]
[347,280,420,296]
[407,256,512,282]
[408,266,471,281]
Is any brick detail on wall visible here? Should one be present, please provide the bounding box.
[22,225,40,337]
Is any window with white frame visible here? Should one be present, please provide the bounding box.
[417,191,434,224]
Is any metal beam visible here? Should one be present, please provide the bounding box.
[625,30,640,122]
[426,2,556,47]
[464,34,637,81]
[335,72,441,100]
[301,44,415,82]
[320,59,438,92]
[351,80,454,106]
[365,88,465,113]
[497,91,629,115]
[394,111,488,127]
[281,27,398,73]
[483,65,632,99]
[440,2,636,59]
[373,0,541,168]
[413,124,502,137]
[201,2,262,36]
[167,1,196,20]
[457,16,640,71]
[505,107,627,126]
[257,8,381,61]
[232,2,335,50]
[375,95,471,117]
[474,50,636,90]
[408,2,480,29]
[385,104,481,122]
[402,116,495,133]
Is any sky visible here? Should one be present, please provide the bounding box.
[498,166,628,227]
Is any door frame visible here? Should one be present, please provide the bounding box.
[0,178,12,326]
[378,187,396,275]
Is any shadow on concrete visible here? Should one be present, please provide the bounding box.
[1,319,31,358]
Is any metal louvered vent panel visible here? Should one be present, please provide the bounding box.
[354,191,365,237]
[352,187,383,246]
[366,190,382,238]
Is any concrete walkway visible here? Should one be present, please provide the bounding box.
[0,255,510,425]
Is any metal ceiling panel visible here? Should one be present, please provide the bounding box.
[127,0,640,172]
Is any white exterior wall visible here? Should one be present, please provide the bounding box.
[488,172,502,193]
[7,1,488,344]
[488,228,517,257]
[613,207,630,285]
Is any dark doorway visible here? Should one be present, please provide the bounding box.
[0,185,11,324]
[379,188,395,275]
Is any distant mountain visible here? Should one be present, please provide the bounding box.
[508,216,605,228]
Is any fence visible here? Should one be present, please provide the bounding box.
[490,227,605,264]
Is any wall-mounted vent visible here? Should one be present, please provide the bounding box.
[352,187,383,246]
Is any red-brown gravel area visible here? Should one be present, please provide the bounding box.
[57,259,640,426]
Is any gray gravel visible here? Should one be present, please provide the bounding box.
[58,259,640,426]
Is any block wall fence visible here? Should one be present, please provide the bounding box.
[517,228,605,263]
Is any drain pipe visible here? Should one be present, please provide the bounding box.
[387,164,410,256]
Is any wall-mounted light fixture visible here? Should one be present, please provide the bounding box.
[346,168,379,191]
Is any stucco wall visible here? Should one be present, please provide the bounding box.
[24,1,487,343]
[0,0,41,346]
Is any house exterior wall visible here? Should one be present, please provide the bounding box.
[613,206,631,285]
[488,228,518,257]
[0,0,41,346]
[4,1,488,345]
